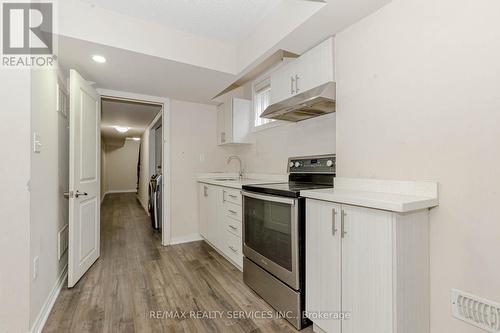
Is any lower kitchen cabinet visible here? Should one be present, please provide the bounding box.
[198,183,243,269]
[305,199,430,333]
[198,183,217,244]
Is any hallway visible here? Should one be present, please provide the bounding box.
[43,193,303,333]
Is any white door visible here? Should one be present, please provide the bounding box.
[305,199,342,333]
[341,204,393,333]
[68,69,101,288]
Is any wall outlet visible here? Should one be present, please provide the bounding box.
[33,256,39,280]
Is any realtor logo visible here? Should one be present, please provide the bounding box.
[2,2,55,67]
[2,2,53,54]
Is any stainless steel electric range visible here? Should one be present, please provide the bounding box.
[242,154,336,330]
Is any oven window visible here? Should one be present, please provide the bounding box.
[244,196,293,271]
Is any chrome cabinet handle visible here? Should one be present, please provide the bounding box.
[295,74,300,93]
[229,246,237,253]
[204,186,208,197]
[75,190,88,198]
[228,194,237,198]
[229,225,237,230]
[341,210,347,238]
[332,208,338,236]
[228,209,237,214]
[291,76,295,94]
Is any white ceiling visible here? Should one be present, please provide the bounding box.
[57,35,235,103]
[101,98,161,145]
[58,0,391,104]
[79,0,282,45]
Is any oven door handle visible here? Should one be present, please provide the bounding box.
[242,191,296,205]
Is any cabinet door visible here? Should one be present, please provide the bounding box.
[305,199,341,333]
[203,185,218,246]
[341,205,393,333]
[223,101,234,143]
[231,98,251,144]
[198,184,209,239]
[217,105,225,145]
[296,37,335,93]
[270,62,295,104]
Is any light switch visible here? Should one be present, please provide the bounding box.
[33,132,42,153]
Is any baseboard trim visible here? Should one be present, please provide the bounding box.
[105,189,137,194]
[30,264,68,333]
[170,233,203,245]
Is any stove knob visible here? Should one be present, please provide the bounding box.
[294,161,301,168]
[289,162,295,168]
[326,160,334,167]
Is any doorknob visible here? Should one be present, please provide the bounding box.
[75,191,88,198]
[64,191,73,199]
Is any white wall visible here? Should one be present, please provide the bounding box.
[138,129,151,211]
[29,68,70,331]
[137,114,162,211]
[169,99,235,241]
[100,141,108,201]
[335,0,500,332]
[103,140,140,193]
[235,114,336,174]
[0,70,31,333]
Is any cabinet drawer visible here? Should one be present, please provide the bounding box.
[223,188,241,205]
[224,231,243,266]
[223,201,242,221]
[225,216,242,238]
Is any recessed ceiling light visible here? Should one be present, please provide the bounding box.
[92,55,106,63]
[113,126,129,133]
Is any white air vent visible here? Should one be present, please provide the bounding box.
[58,224,69,260]
[451,289,500,332]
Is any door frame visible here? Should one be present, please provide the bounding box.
[97,88,172,246]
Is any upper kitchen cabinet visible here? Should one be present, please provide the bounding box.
[217,97,251,145]
[270,37,335,105]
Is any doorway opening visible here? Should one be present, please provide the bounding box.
[100,96,164,235]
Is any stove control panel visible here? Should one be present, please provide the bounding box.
[288,154,336,174]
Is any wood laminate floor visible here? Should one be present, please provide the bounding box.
[44,193,312,333]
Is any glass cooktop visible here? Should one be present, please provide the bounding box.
[242,182,333,198]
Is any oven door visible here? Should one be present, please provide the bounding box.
[242,191,299,290]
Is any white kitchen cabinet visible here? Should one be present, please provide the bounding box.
[198,184,218,246]
[341,205,393,333]
[270,37,335,105]
[305,200,342,333]
[306,199,430,333]
[198,183,244,269]
[217,97,251,145]
[269,59,297,106]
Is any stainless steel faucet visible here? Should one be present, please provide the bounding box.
[227,156,244,180]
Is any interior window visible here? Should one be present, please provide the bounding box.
[253,78,274,128]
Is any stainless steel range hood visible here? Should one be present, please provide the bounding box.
[261,82,336,122]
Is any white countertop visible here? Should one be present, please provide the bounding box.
[197,173,286,189]
[301,178,439,213]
